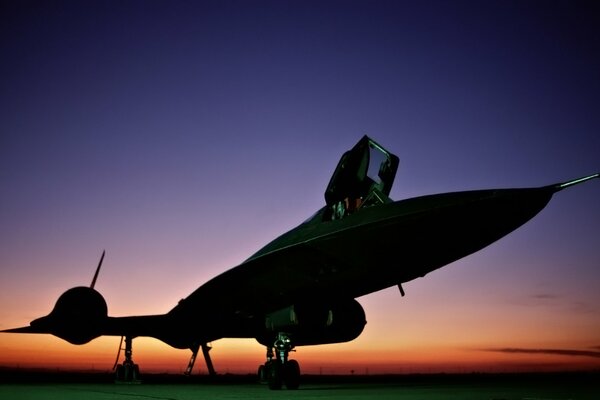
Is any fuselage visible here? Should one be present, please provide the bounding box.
[160,183,558,347]
[241,185,554,301]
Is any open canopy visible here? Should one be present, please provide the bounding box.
[324,135,399,220]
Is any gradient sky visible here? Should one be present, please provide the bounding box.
[1,1,599,374]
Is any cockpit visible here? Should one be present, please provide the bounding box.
[323,135,399,221]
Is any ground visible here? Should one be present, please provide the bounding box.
[0,371,597,400]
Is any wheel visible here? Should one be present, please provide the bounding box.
[115,362,140,382]
[284,359,300,390]
[267,360,283,390]
[115,364,124,381]
[124,362,134,381]
[257,364,266,383]
[132,364,140,381]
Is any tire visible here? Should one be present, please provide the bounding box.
[257,364,266,383]
[132,364,140,381]
[115,364,124,381]
[267,360,283,390]
[284,359,300,390]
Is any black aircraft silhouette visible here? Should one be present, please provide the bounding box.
[2,136,598,389]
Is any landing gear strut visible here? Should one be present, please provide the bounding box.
[184,343,216,377]
[114,336,141,383]
[258,333,300,390]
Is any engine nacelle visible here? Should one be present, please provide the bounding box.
[257,299,366,347]
[31,286,108,345]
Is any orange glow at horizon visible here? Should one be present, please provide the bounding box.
[2,281,600,375]
[2,335,599,375]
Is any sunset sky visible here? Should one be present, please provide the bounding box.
[1,1,599,375]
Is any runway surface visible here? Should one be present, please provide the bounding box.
[1,373,597,400]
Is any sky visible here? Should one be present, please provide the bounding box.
[1,0,599,375]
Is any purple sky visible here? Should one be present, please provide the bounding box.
[1,1,599,372]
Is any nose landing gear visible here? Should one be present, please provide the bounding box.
[258,333,300,390]
[114,336,141,383]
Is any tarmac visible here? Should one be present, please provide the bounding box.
[0,371,597,400]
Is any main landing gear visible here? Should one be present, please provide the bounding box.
[184,343,216,377]
[258,333,300,390]
[114,336,141,383]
